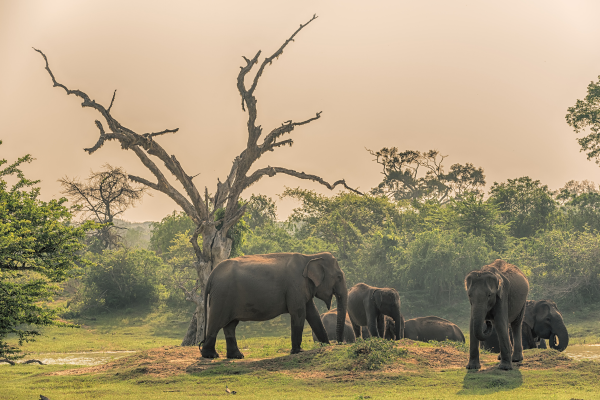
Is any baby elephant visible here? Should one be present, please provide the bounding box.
[348,283,404,340]
[312,308,356,343]
[404,316,465,343]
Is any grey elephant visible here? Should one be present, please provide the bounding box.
[347,283,404,340]
[404,316,465,343]
[361,316,395,339]
[200,252,348,358]
[465,259,529,370]
[481,299,568,353]
[312,308,356,343]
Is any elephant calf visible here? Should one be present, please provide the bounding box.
[312,308,356,343]
[347,283,404,340]
[404,316,465,343]
[200,252,348,359]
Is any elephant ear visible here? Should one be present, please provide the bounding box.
[303,258,325,287]
[523,301,536,330]
[485,273,503,300]
[371,289,383,309]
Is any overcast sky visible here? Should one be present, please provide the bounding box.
[2,1,600,222]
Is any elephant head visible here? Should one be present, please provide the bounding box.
[303,253,348,343]
[465,269,503,341]
[372,288,404,339]
[524,300,569,351]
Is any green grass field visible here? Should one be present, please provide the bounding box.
[2,305,600,399]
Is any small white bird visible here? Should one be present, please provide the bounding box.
[225,385,237,395]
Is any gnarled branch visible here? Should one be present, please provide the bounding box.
[243,166,363,195]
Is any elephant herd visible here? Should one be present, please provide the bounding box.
[199,252,568,371]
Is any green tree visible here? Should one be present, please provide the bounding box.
[449,193,511,252]
[566,77,600,163]
[242,223,330,256]
[0,143,94,360]
[400,229,495,305]
[505,229,600,307]
[284,188,408,263]
[149,211,195,257]
[370,148,485,203]
[245,194,277,230]
[80,248,166,311]
[489,176,557,238]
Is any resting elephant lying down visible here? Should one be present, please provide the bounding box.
[403,316,465,343]
[200,252,348,359]
[312,308,356,343]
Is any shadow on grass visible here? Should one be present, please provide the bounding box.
[457,366,523,395]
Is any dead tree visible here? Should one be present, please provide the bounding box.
[35,14,360,345]
[60,164,146,251]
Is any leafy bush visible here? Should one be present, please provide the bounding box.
[78,248,166,312]
[348,338,407,370]
[505,229,600,308]
[400,229,496,304]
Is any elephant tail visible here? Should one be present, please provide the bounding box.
[199,280,211,346]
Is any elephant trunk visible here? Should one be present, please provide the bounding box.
[335,284,348,343]
[549,324,569,351]
[394,312,404,340]
[472,308,493,341]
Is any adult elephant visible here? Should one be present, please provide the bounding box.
[347,283,404,340]
[404,316,465,343]
[200,252,348,359]
[312,308,356,343]
[522,300,569,351]
[481,299,569,352]
[465,259,529,370]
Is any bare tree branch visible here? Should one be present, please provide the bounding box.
[244,166,363,195]
[107,90,117,113]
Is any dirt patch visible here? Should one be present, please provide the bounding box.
[51,341,593,379]
[52,346,201,378]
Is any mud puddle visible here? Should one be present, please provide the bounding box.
[564,344,600,361]
[1,351,137,366]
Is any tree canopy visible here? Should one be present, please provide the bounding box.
[0,142,94,360]
[369,148,485,203]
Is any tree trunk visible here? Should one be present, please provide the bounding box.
[181,230,232,346]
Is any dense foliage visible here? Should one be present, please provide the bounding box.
[76,249,167,312]
[0,144,94,359]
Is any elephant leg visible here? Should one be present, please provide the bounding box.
[200,334,219,359]
[510,304,526,363]
[351,321,361,339]
[290,307,307,354]
[366,306,380,338]
[466,317,481,369]
[377,314,385,338]
[224,320,244,359]
[495,318,513,370]
[306,300,329,344]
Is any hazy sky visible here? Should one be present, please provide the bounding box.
[2,1,600,222]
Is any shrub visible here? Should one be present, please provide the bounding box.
[348,338,407,370]
[79,248,166,312]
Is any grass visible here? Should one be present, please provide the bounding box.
[3,304,600,399]
[2,342,600,399]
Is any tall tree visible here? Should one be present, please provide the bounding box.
[0,142,94,360]
[369,148,485,204]
[566,76,600,163]
[36,15,359,345]
[60,164,146,251]
[488,176,557,238]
